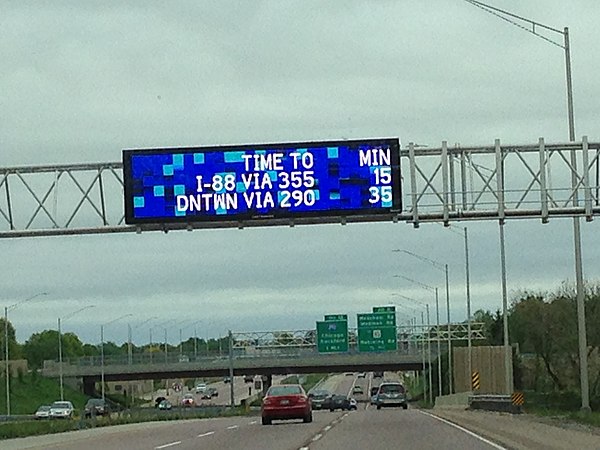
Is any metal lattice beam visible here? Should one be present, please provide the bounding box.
[1,138,598,238]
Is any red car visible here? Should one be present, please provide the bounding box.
[261,384,312,425]
[181,394,195,407]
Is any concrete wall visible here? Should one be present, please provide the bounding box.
[0,359,28,377]
[454,346,513,394]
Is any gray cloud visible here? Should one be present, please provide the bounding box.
[2,1,600,346]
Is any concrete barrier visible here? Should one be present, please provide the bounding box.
[434,392,471,409]
[468,394,522,414]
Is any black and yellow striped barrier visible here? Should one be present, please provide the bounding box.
[511,391,525,406]
[471,371,480,391]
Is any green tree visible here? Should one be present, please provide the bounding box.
[23,329,85,369]
[0,317,22,360]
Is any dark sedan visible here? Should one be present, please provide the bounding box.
[324,394,357,411]
[308,389,331,410]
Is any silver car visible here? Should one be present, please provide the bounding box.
[375,383,408,410]
[49,400,74,419]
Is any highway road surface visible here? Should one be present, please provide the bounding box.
[2,407,506,450]
[3,373,505,450]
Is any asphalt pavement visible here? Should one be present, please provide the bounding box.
[2,372,508,450]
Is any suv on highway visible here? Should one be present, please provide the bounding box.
[375,382,408,410]
[84,399,108,418]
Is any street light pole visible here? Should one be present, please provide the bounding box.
[393,275,440,399]
[465,0,589,414]
[464,227,473,387]
[4,292,48,416]
[100,313,133,401]
[58,305,95,401]
[394,249,451,395]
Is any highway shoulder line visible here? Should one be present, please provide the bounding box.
[197,431,215,437]
[419,410,507,450]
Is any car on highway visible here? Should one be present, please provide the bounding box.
[244,374,254,383]
[201,387,219,399]
[35,405,51,419]
[261,384,312,425]
[223,376,231,383]
[182,393,195,407]
[84,398,108,418]
[373,371,384,378]
[158,399,172,410]
[49,401,74,419]
[195,382,207,394]
[352,385,364,395]
[370,386,379,405]
[154,396,167,408]
[307,389,330,410]
[357,372,366,378]
[375,382,408,410]
[324,394,356,411]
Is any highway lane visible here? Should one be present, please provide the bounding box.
[3,372,507,450]
[307,408,504,450]
[5,407,505,450]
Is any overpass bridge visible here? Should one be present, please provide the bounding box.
[42,323,484,395]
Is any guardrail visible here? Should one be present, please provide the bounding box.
[469,394,522,414]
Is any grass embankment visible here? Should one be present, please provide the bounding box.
[522,390,600,428]
[0,406,249,440]
[0,372,89,415]
[281,374,328,392]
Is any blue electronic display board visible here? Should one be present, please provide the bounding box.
[123,138,401,225]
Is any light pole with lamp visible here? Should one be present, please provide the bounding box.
[394,249,453,393]
[58,305,95,401]
[464,0,589,412]
[130,317,158,364]
[4,292,48,416]
[391,291,432,403]
[395,274,441,400]
[100,313,133,402]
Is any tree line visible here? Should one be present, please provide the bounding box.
[0,323,229,370]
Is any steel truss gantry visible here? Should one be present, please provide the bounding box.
[231,323,485,349]
[1,137,598,238]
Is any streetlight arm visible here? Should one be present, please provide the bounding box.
[465,0,564,46]
[393,249,445,271]
[393,274,437,293]
[7,292,49,312]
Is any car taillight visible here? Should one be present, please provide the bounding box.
[263,397,274,406]
[297,396,308,404]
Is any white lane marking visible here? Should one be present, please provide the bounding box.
[323,425,332,432]
[299,448,309,450]
[197,431,215,438]
[419,411,508,450]
[155,441,181,449]
[249,420,257,425]
[312,433,323,442]
[227,425,239,430]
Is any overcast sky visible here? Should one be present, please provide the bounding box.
[2,1,600,347]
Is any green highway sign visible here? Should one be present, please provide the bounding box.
[324,314,348,322]
[357,326,397,352]
[316,320,348,353]
[357,310,397,352]
[357,312,396,328]
[373,306,396,313]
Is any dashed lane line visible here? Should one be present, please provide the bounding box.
[311,433,323,442]
[155,441,181,449]
[227,425,239,430]
[197,431,215,438]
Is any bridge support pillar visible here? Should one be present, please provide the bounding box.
[262,374,272,395]
[82,377,96,396]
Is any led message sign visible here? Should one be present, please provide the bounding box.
[123,138,401,225]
